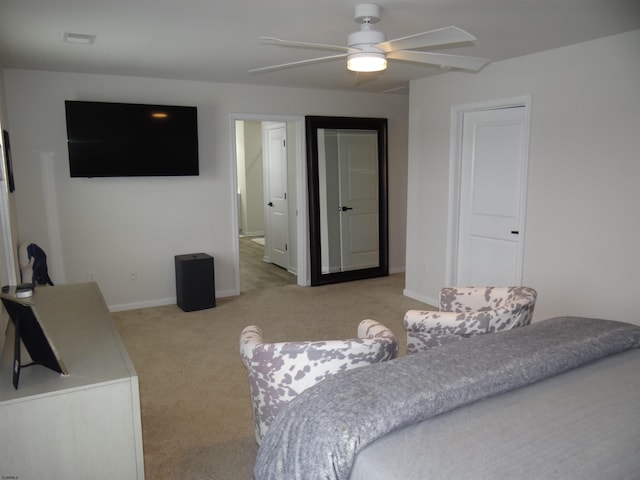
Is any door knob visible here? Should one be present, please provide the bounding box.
[267,202,274,207]
[340,206,353,212]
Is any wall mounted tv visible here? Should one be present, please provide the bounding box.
[65,100,199,177]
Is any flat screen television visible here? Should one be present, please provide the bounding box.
[65,100,199,177]
[1,288,67,389]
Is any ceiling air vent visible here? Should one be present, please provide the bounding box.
[63,32,96,45]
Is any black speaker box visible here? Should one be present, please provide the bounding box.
[175,253,216,312]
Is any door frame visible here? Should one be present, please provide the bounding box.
[230,113,308,296]
[445,95,532,285]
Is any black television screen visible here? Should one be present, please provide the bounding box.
[65,100,199,177]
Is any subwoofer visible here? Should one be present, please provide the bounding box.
[175,253,216,312]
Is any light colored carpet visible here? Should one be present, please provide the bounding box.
[250,237,265,246]
[112,274,433,480]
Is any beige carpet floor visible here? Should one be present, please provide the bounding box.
[112,274,433,480]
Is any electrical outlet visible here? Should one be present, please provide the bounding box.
[129,272,137,281]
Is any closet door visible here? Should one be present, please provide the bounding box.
[456,106,528,285]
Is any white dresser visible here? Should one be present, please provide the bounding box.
[0,282,145,479]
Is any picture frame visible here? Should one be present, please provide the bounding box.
[2,129,15,193]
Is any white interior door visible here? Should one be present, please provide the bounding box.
[456,106,528,285]
[338,131,379,271]
[264,122,289,270]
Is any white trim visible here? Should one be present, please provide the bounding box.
[402,288,438,308]
[294,119,309,286]
[107,288,237,312]
[229,113,308,296]
[446,95,532,286]
[108,296,179,312]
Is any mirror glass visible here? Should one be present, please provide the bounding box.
[306,116,388,286]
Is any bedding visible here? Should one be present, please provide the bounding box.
[253,317,640,480]
[350,348,640,479]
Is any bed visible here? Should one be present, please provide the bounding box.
[253,316,640,480]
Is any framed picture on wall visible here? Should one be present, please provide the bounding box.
[2,129,15,192]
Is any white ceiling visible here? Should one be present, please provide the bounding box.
[0,0,638,94]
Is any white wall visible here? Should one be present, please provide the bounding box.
[1,69,408,310]
[0,73,19,353]
[236,120,265,236]
[405,29,640,325]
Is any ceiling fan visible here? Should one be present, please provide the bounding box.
[250,3,490,75]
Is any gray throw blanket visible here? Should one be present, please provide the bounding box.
[254,317,640,480]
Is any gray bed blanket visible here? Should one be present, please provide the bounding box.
[254,317,640,480]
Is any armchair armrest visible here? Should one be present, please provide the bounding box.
[358,319,396,340]
[239,325,264,363]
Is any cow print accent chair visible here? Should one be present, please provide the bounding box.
[404,286,537,354]
[240,319,398,445]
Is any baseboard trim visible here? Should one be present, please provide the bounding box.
[108,288,236,312]
[402,289,438,308]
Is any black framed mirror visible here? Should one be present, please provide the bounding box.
[306,116,388,286]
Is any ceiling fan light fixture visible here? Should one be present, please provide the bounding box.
[347,52,387,72]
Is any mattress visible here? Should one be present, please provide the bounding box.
[350,348,640,480]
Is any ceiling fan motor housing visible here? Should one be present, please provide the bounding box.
[349,4,385,51]
[354,3,381,23]
[348,28,386,48]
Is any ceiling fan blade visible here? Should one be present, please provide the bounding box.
[249,53,349,74]
[260,36,352,52]
[387,50,490,71]
[377,26,476,53]
[354,71,379,86]
[381,84,409,94]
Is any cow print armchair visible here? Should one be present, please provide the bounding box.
[404,286,537,354]
[240,319,398,444]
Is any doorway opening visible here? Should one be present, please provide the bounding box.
[232,115,308,294]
